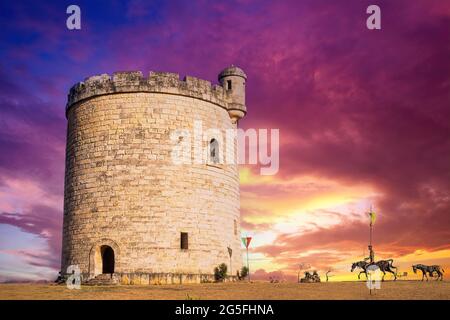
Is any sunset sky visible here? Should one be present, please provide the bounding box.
[0,0,449,282]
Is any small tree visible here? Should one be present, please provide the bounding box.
[326,268,334,282]
[240,266,249,279]
[214,263,228,282]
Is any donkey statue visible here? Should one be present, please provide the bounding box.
[412,264,444,281]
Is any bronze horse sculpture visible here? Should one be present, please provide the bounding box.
[412,264,444,281]
[351,259,397,281]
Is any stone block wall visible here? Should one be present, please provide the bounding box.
[61,69,247,283]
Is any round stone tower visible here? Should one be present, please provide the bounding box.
[61,66,247,284]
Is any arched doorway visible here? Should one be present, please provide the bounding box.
[89,239,120,277]
[101,245,115,274]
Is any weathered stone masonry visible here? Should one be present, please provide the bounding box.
[61,66,247,284]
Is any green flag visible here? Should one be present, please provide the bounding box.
[369,211,376,226]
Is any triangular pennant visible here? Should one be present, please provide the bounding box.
[241,237,252,248]
[246,237,252,248]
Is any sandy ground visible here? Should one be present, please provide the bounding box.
[0,281,449,300]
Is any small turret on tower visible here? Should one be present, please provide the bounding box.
[218,65,247,123]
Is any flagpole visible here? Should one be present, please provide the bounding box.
[247,246,250,282]
[369,205,372,295]
[370,219,372,247]
[370,210,372,297]
[227,246,233,280]
[368,205,376,295]
[242,236,251,282]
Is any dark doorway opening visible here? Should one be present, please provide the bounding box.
[101,245,115,274]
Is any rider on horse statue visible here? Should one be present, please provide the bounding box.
[365,245,375,264]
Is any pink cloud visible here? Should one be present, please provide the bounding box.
[0,0,449,280]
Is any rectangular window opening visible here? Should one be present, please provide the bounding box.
[180,232,188,250]
[227,80,232,90]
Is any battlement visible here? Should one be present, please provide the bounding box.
[66,71,232,116]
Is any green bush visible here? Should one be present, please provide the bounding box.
[240,266,249,279]
[214,263,228,281]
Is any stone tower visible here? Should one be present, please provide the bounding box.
[61,66,247,284]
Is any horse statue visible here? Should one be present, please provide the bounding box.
[351,260,370,280]
[412,264,444,281]
[351,259,397,281]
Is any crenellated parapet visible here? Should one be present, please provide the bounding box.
[66,70,244,119]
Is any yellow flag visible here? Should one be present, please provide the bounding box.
[369,211,376,226]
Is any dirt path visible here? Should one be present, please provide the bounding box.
[0,281,449,300]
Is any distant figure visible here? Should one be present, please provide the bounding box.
[269,277,279,283]
[300,271,312,283]
[55,272,65,284]
[300,271,320,283]
[412,264,445,281]
[312,271,321,283]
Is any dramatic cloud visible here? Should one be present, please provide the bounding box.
[0,0,448,281]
